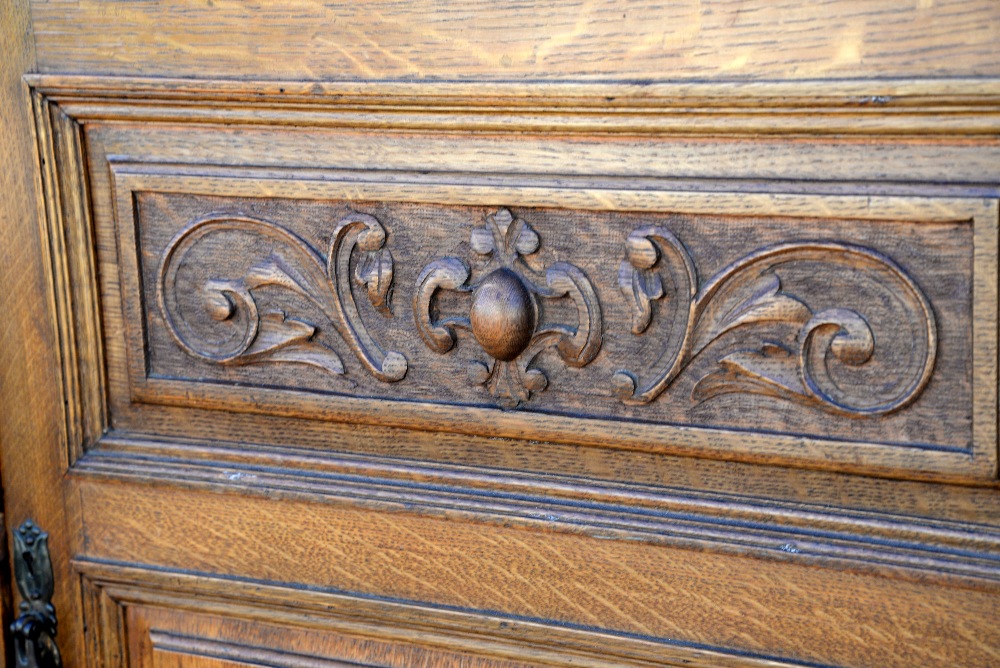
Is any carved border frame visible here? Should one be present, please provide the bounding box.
[27,75,1000,483]
[30,87,109,469]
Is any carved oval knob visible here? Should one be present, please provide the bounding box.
[470,268,536,361]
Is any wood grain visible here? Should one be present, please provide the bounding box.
[76,481,1000,668]
[29,1,1000,83]
[0,2,87,667]
[80,562,812,668]
[70,441,1000,587]
[14,22,1000,668]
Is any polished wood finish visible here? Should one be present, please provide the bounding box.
[20,77,999,481]
[29,1,1000,82]
[71,482,1000,667]
[0,0,77,663]
[4,3,1000,668]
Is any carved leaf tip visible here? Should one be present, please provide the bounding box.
[612,371,639,403]
[692,344,799,404]
[355,248,395,316]
[490,208,515,236]
[470,226,495,255]
[379,351,408,382]
[515,224,540,256]
[619,260,663,335]
[694,273,812,356]
[241,311,345,376]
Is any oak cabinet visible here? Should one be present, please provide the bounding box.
[2,2,999,667]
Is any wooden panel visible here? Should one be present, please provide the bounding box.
[0,2,83,666]
[23,74,1000,667]
[29,1,1000,82]
[75,481,1000,668]
[79,561,818,668]
[138,611,544,668]
[23,76,1000,484]
[71,438,1000,585]
[106,165,996,479]
[14,4,1000,668]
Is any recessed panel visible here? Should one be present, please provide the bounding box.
[106,164,997,478]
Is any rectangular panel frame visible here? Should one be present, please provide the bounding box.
[108,163,998,480]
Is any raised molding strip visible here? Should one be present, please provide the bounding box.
[24,75,1000,137]
[30,91,108,468]
[72,436,1000,589]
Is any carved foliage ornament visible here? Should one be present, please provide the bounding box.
[159,212,407,383]
[615,226,938,416]
[415,208,602,408]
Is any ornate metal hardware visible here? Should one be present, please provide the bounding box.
[11,520,62,668]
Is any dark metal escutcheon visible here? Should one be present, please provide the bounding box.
[11,520,61,668]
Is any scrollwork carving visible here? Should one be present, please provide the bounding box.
[615,227,937,416]
[414,208,602,409]
[158,212,407,383]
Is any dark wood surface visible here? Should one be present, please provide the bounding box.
[131,193,975,454]
[3,3,1000,668]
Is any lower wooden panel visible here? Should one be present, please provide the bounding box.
[79,561,811,668]
[74,480,1000,667]
[136,609,535,668]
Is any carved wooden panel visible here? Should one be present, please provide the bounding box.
[108,164,997,479]
[22,76,1000,668]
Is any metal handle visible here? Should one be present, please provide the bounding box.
[10,520,62,668]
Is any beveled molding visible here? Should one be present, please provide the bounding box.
[76,559,818,668]
[73,436,1000,589]
[30,86,108,468]
[23,74,1000,136]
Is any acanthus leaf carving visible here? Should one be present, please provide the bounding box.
[414,208,602,409]
[615,228,937,417]
[158,212,406,383]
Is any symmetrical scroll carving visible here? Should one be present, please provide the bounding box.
[415,208,602,408]
[615,227,937,416]
[158,212,407,382]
